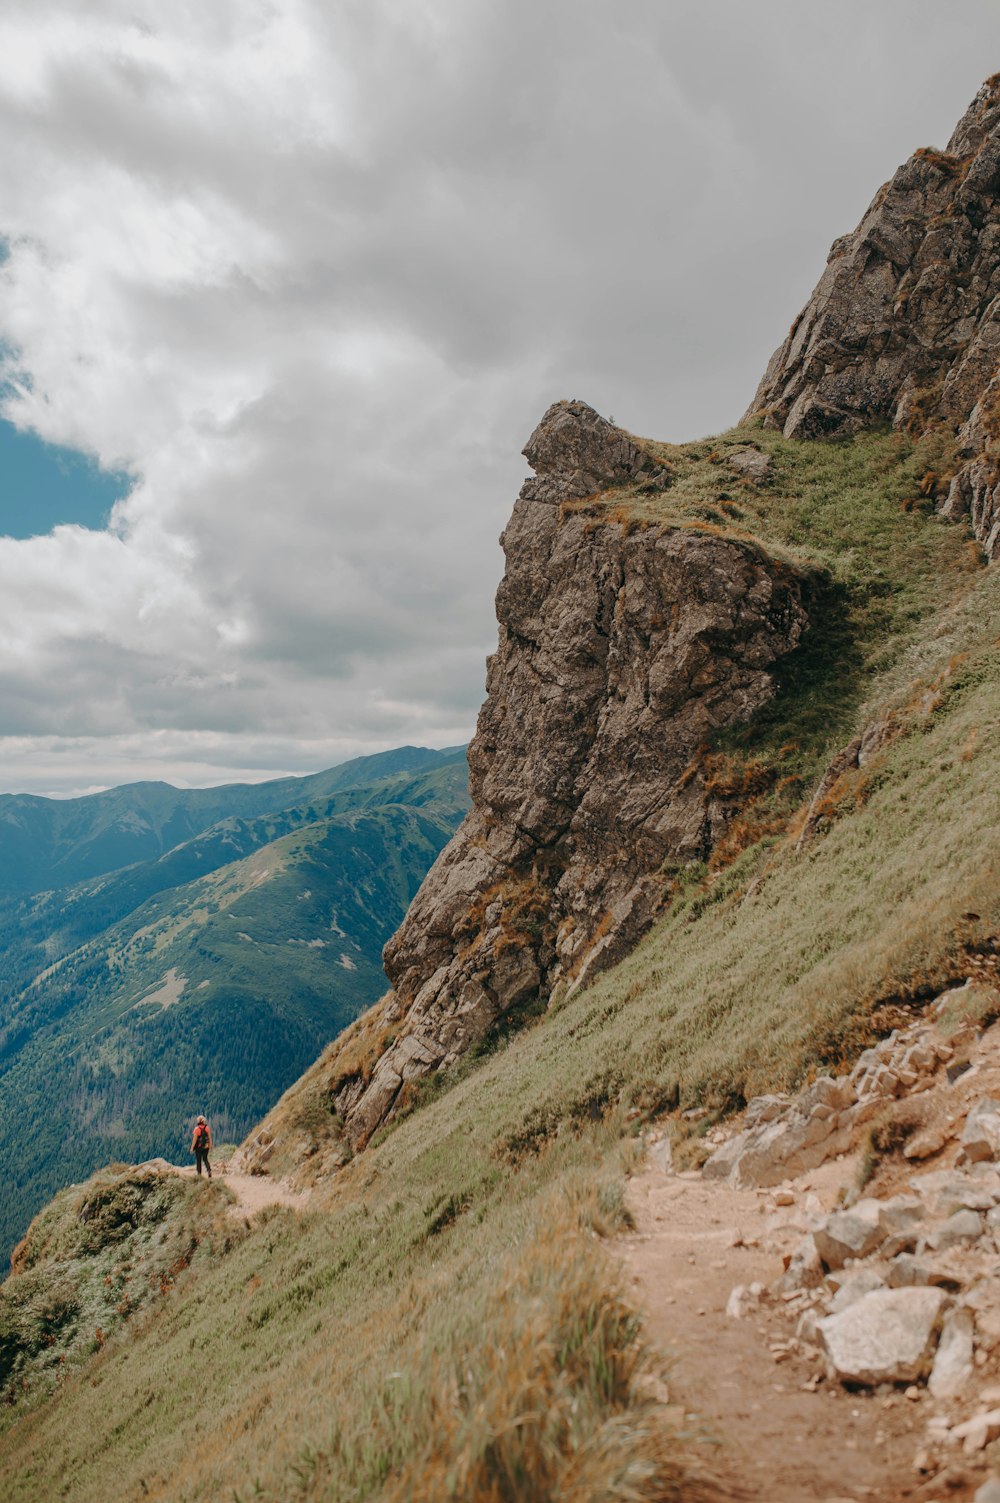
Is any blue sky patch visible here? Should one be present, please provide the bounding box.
[0,419,133,538]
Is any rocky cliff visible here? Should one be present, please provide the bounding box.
[240,78,1000,1164]
[328,402,807,1144]
[746,73,1000,558]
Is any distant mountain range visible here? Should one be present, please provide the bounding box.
[0,746,469,1258]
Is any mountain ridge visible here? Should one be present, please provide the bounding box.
[0,750,470,1259]
[0,743,467,896]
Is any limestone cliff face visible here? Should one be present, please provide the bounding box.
[746,74,1000,558]
[332,402,806,1145]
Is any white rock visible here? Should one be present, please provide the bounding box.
[878,1194,926,1255]
[703,1108,852,1188]
[922,1208,983,1253]
[796,1305,823,1345]
[829,1267,887,1314]
[928,1306,974,1399]
[647,1137,673,1173]
[776,1235,825,1293]
[744,1093,790,1127]
[869,1064,902,1098]
[903,1041,939,1075]
[813,1198,885,1270]
[904,1124,950,1160]
[726,1283,761,1319]
[951,1407,1000,1454]
[817,1287,950,1386]
[974,1477,1000,1503]
[800,1075,857,1113]
[912,1170,999,1216]
[959,1098,1000,1165]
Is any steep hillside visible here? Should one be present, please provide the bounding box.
[0,756,469,1260]
[3,78,1000,1503]
[0,499,996,1500]
[309,404,981,1149]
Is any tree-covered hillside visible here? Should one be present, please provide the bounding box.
[0,751,469,1259]
[0,744,465,896]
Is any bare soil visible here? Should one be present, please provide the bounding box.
[616,1160,981,1503]
[172,1162,311,1217]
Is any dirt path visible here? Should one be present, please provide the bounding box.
[615,1160,972,1503]
[172,1163,310,1217]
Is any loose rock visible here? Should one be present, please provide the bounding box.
[813,1199,885,1270]
[817,1287,950,1386]
[928,1307,975,1399]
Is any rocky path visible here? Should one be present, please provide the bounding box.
[169,1162,311,1216]
[615,979,1000,1503]
[617,1161,926,1503]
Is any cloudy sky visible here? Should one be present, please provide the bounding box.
[0,1,997,796]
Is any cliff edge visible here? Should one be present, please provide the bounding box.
[324,401,807,1145]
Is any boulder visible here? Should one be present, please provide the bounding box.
[816,1287,950,1386]
[928,1306,974,1399]
[704,1108,851,1189]
[904,1123,951,1161]
[647,1137,673,1173]
[744,1094,790,1128]
[958,1278,1000,1355]
[813,1199,885,1270]
[921,1208,984,1253]
[974,1476,1000,1503]
[799,1076,856,1114]
[902,1041,939,1075]
[912,1171,1000,1217]
[959,1098,1000,1165]
[726,447,772,485]
[878,1195,925,1256]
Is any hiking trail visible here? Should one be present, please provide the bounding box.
[615,1156,974,1503]
[168,1162,311,1217]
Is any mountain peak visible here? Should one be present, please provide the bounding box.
[745,72,1000,558]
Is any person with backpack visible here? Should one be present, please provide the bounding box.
[191,1115,213,1178]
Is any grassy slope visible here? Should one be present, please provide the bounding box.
[0,429,998,1501]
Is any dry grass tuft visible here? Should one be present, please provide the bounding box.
[336,1210,708,1503]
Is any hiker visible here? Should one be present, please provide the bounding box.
[191,1114,213,1178]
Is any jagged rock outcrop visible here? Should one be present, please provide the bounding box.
[330,400,807,1144]
[745,73,1000,559]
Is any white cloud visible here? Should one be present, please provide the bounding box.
[0,0,997,792]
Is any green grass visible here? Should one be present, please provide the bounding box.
[0,1165,242,1413]
[0,777,468,1264]
[0,427,997,1501]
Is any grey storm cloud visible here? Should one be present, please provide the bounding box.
[0,0,997,793]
